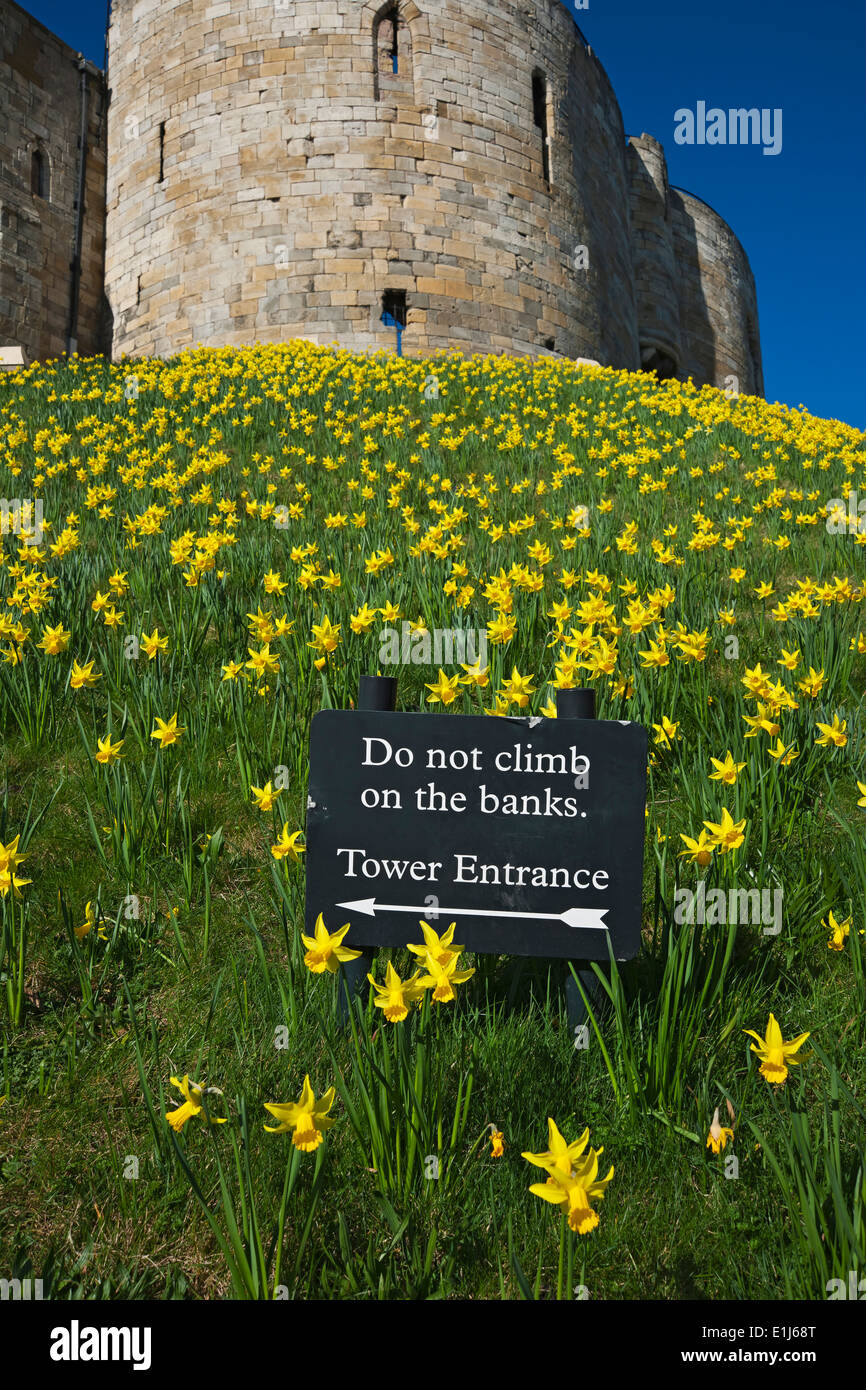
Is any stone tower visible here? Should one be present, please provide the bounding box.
[103,0,640,366]
[0,0,107,362]
[627,132,763,395]
[1,0,763,395]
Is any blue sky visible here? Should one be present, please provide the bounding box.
[20,0,865,429]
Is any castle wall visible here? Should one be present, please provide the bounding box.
[670,188,763,396]
[0,0,107,362]
[103,0,640,366]
[626,133,682,379]
[628,132,763,396]
[0,0,764,394]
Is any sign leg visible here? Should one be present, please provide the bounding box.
[556,687,611,1029]
[565,965,604,1033]
[338,953,373,1023]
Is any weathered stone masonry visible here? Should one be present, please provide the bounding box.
[0,0,763,395]
[0,0,107,362]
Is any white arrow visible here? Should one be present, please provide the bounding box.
[336,898,609,931]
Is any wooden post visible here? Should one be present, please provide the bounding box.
[337,675,397,1022]
[556,687,605,1033]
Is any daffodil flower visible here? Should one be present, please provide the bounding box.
[165,1075,227,1131]
[264,1075,336,1151]
[425,668,460,705]
[529,1147,614,1234]
[95,734,124,765]
[271,825,305,862]
[706,1107,734,1154]
[522,1118,595,1179]
[300,913,362,974]
[823,910,851,951]
[708,751,746,785]
[70,658,101,690]
[702,807,747,854]
[367,961,426,1022]
[75,900,108,942]
[815,716,848,748]
[151,713,185,747]
[141,628,168,659]
[743,1013,810,1086]
[678,830,715,867]
[416,951,475,1004]
[0,835,31,899]
[406,920,465,967]
[251,781,279,812]
[652,715,679,747]
[38,624,71,655]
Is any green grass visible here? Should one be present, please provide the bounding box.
[0,344,865,1299]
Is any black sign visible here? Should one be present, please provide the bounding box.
[305,711,647,962]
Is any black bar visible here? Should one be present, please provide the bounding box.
[556,687,604,1032]
[357,673,398,711]
[556,686,595,720]
[337,675,397,1021]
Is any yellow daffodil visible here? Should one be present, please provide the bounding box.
[459,657,490,687]
[425,668,461,705]
[95,735,124,765]
[75,900,108,942]
[141,628,168,659]
[706,1107,734,1154]
[407,920,465,967]
[702,808,747,854]
[70,659,101,690]
[652,715,679,747]
[743,1013,810,1086]
[528,1146,614,1234]
[367,961,426,1022]
[768,738,799,765]
[264,1075,336,1151]
[0,835,31,899]
[250,781,279,812]
[815,716,847,748]
[151,713,185,747]
[823,910,851,951]
[796,666,825,698]
[271,825,305,862]
[522,1118,595,1179]
[308,617,340,656]
[417,952,475,1003]
[246,643,280,679]
[709,752,746,785]
[500,667,537,709]
[38,624,71,655]
[300,913,363,974]
[165,1075,227,1131]
[678,830,715,867]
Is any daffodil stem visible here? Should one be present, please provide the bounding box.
[557,1214,567,1301]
